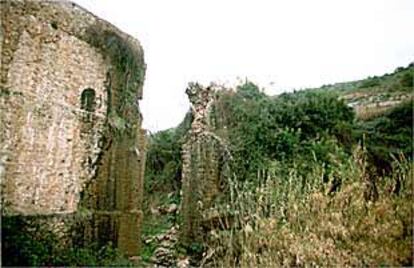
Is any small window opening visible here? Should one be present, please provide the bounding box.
[81,88,96,112]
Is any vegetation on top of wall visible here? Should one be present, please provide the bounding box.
[83,25,145,135]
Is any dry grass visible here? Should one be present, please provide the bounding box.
[356,105,393,120]
[355,97,413,120]
[204,148,413,267]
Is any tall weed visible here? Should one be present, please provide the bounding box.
[205,147,413,267]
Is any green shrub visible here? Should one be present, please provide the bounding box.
[2,217,132,267]
[399,71,413,88]
[356,100,413,172]
[360,76,380,88]
[211,86,355,181]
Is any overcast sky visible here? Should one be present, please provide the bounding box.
[73,0,414,132]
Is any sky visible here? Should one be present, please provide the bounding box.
[73,0,414,132]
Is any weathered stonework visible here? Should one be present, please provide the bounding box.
[0,0,146,255]
[180,83,229,246]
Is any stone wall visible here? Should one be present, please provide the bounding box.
[180,83,229,246]
[0,0,146,255]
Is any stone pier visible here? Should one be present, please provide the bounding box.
[180,83,229,246]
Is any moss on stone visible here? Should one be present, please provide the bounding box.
[82,26,145,136]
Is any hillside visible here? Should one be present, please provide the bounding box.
[142,63,413,266]
[320,63,413,119]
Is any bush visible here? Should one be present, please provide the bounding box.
[144,112,192,194]
[360,76,380,88]
[212,87,355,181]
[399,72,413,88]
[2,217,133,267]
[357,100,413,173]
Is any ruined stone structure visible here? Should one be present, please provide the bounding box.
[180,83,229,246]
[0,0,146,255]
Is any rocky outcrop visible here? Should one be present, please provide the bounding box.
[0,0,146,255]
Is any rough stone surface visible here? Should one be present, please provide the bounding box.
[180,83,229,246]
[144,224,185,267]
[0,0,146,255]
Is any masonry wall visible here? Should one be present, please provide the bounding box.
[0,0,146,256]
[180,83,229,246]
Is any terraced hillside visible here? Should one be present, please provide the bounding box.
[319,63,413,119]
